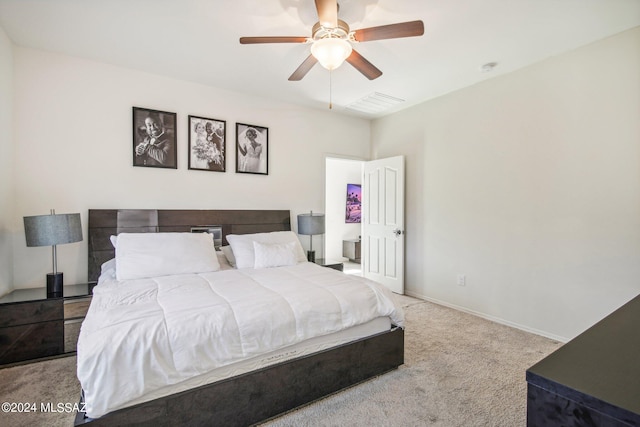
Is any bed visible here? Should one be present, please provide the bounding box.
[75,209,405,426]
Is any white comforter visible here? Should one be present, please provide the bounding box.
[77,262,404,418]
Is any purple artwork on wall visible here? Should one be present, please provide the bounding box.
[345,184,362,223]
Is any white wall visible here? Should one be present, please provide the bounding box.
[6,28,639,342]
[325,157,362,261]
[0,26,14,296]
[9,47,371,290]
[372,27,640,341]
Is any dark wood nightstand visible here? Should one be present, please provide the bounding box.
[0,283,95,366]
[313,258,344,272]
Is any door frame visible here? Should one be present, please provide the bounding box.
[323,154,365,263]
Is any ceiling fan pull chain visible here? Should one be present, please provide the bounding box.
[329,69,333,109]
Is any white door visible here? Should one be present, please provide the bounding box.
[362,156,405,294]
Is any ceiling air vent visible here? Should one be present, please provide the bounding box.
[346,92,405,115]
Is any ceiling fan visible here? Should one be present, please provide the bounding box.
[240,0,424,81]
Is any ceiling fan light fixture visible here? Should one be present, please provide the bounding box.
[311,37,352,70]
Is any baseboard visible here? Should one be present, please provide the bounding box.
[404,291,569,343]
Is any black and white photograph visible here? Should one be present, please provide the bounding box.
[132,107,177,169]
[188,115,226,172]
[236,123,268,175]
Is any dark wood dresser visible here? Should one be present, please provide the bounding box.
[526,294,640,426]
[0,283,94,366]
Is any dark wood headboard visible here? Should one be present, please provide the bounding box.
[88,209,291,282]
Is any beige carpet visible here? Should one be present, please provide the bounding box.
[0,296,560,426]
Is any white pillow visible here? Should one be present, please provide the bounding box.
[253,241,299,268]
[226,231,306,269]
[216,250,233,270]
[115,232,220,280]
[110,235,117,248]
[221,245,236,268]
[101,258,116,274]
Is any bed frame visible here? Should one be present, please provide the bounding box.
[76,209,404,426]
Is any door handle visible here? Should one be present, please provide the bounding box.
[393,228,403,236]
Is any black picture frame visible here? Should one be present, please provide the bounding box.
[132,107,177,169]
[236,123,268,175]
[188,115,226,172]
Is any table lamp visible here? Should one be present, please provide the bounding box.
[297,211,325,262]
[24,209,83,298]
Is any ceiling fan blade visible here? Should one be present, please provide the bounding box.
[315,0,338,28]
[346,49,382,80]
[288,54,318,81]
[240,36,308,44]
[353,20,424,42]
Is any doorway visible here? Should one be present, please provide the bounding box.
[324,157,363,276]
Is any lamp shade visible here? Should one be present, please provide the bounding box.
[24,213,83,247]
[310,38,352,70]
[297,212,325,236]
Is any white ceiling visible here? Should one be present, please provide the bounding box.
[0,0,639,118]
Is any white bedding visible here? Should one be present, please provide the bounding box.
[77,261,404,418]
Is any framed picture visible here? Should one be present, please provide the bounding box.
[236,123,268,175]
[345,183,362,223]
[188,115,226,172]
[132,107,177,169]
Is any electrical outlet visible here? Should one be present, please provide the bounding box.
[457,274,466,286]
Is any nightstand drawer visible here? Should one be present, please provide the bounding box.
[0,321,63,364]
[64,318,83,353]
[64,297,91,319]
[0,299,62,328]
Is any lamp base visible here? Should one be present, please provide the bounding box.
[47,273,63,298]
[307,250,316,263]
